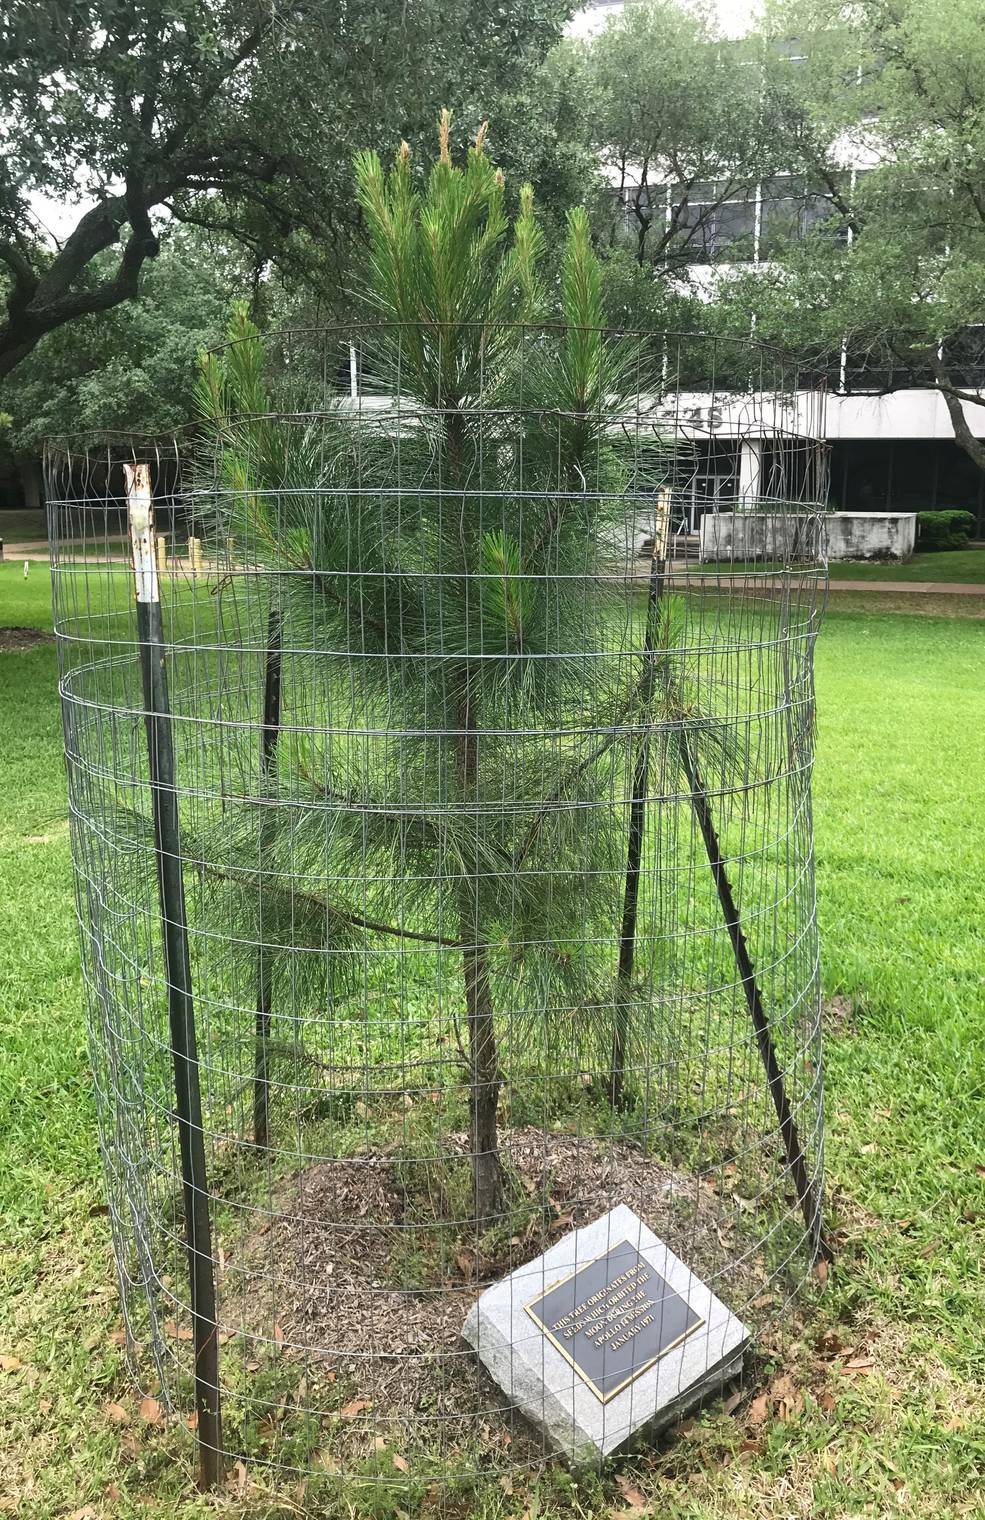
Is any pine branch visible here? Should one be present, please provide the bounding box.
[203,863,466,949]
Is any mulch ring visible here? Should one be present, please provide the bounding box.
[217,1128,777,1467]
[0,626,54,652]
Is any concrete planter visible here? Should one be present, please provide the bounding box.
[699,510,916,563]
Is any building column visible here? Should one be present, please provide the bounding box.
[738,440,763,508]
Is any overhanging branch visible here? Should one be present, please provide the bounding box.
[931,354,985,473]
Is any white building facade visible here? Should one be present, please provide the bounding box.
[573,0,985,535]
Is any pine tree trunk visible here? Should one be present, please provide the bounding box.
[456,684,504,1227]
[462,926,503,1226]
[447,407,503,1227]
[253,606,282,1150]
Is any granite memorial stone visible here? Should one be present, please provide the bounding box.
[463,1203,749,1463]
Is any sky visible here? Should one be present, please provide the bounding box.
[569,0,763,40]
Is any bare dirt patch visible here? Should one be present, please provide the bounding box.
[0,626,55,652]
[215,1128,784,1467]
[823,995,855,1033]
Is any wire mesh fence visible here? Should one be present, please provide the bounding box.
[48,324,829,1492]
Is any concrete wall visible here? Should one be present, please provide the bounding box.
[825,512,916,559]
[699,511,916,562]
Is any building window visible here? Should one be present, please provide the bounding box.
[671,182,756,263]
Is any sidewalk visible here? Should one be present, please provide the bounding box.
[5,543,984,596]
[827,579,985,595]
[664,569,985,596]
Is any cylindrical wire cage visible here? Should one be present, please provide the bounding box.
[48,325,829,1491]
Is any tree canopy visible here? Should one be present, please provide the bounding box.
[0,0,569,379]
[582,0,782,274]
[0,228,248,459]
[9,0,985,483]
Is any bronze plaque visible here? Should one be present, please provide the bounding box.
[524,1239,704,1402]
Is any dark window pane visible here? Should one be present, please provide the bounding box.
[715,199,756,245]
[888,441,936,510]
[801,193,834,233]
[832,440,892,510]
[761,174,805,201]
[687,180,722,203]
[935,443,983,515]
[760,198,801,252]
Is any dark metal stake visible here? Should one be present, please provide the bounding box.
[677,730,831,1262]
[611,515,668,1110]
[610,500,829,1258]
[126,465,224,1487]
[253,605,282,1150]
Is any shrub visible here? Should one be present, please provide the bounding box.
[916,509,976,551]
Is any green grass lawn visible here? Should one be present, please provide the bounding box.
[826,547,985,583]
[696,548,985,584]
[1,563,983,1519]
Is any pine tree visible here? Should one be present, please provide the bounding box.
[192,119,826,1254]
[195,118,645,1225]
